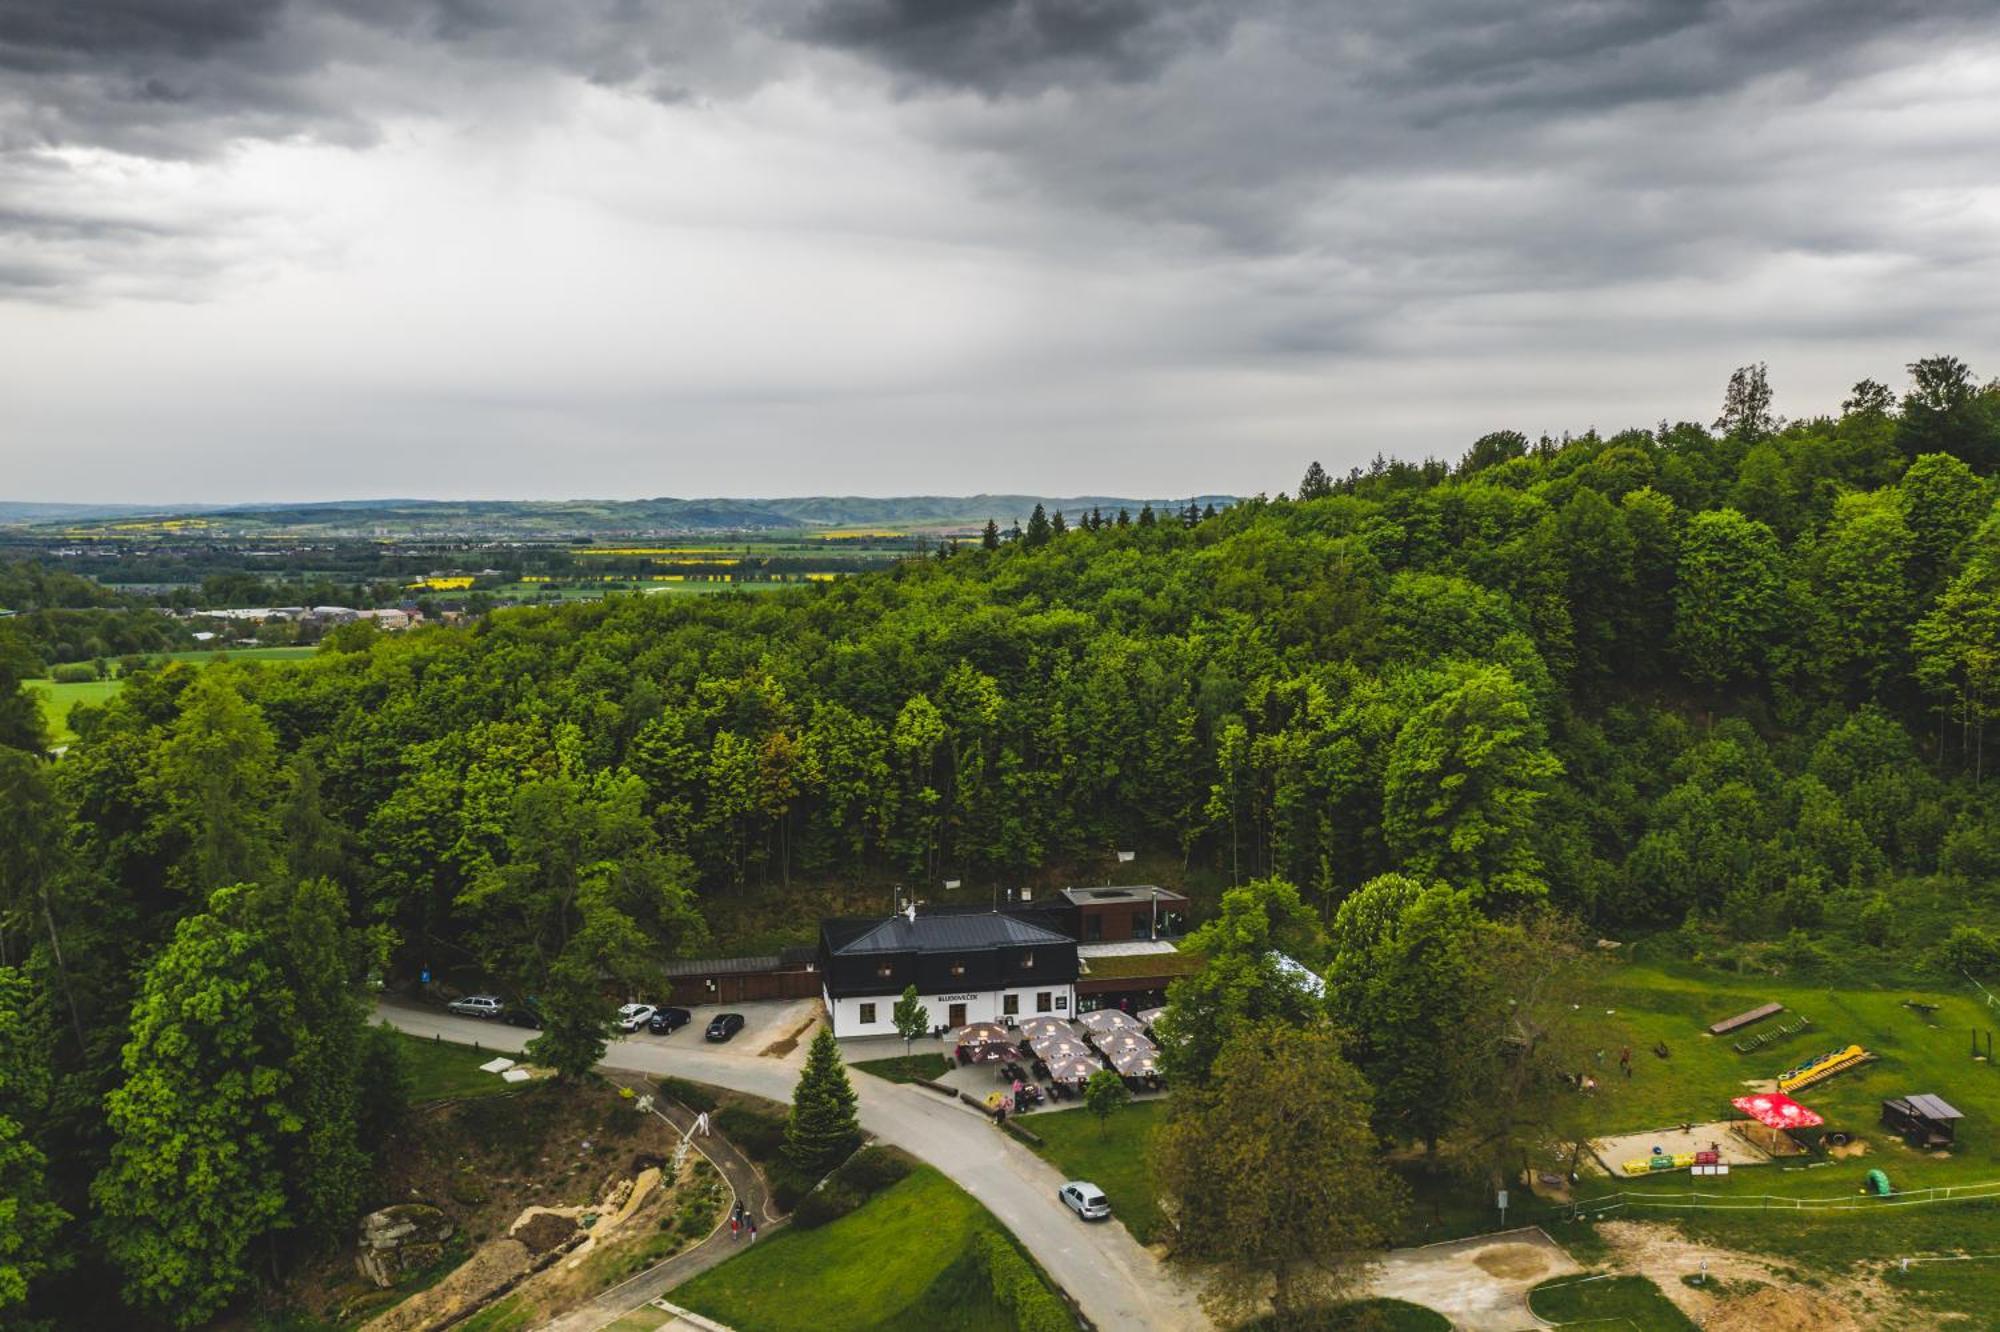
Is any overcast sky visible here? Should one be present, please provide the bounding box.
[5,0,1999,504]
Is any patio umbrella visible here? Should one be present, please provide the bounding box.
[1098,1033,1156,1057]
[1045,1055,1099,1083]
[1019,1017,1077,1042]
[983,1090,1009,1110]
[963,1043,1008,1064]
[1078,1009,1143,1039]
[953,1022,1012,1047]
[1136,1007,1167,1029]
[1107,1044,1160,1078]
[1730,1092,1823,1130]
[1030,1034,1091,1062]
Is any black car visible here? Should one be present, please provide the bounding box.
[648,1006,692,1035]
[705,1013,746,1042]
[502,1004,543,1030]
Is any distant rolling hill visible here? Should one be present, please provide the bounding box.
[4,494,1241,538]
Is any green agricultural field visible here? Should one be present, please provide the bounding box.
[1027,1099,1172,1245]
[151,645,320,664]
[24,677,121,742]
[672,1167,1033,1332]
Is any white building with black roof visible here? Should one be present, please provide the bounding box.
[817,907,1080,1039]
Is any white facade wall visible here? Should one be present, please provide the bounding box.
[825,982,1077,1039]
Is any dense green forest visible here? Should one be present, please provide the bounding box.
[4,356,2000,1326]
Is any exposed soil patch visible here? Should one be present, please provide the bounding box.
[1472,1243,1555,1281]
[760,1014,817,1058]
[262,1079,686,1327]
[1592,1218,1888,1328]
[1828,1137,1872,1159]
[1706,1283,1866,1332]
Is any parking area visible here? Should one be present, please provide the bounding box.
[616,998,819,1056]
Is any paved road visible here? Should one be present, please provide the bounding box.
[378,999,1209,1332]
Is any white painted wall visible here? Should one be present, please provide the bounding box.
[825,982,1077,1038]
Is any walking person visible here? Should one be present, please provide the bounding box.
[748,1219,758,1243]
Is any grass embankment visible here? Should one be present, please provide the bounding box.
[1529,1274,1694,1329]
[852,1052,953,1083]
[397,1033,519,1102]
[1027,1099,1171,1245]
[672,1166,1039,1332]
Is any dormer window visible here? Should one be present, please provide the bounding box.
[1021,952,1035,969]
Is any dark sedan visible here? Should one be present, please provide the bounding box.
[648,1006,692,1035]
[704,1012,746,1042]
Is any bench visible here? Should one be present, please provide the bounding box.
[1709,1002,1784,1036]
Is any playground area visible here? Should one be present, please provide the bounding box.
[1589,1120,1786,1176]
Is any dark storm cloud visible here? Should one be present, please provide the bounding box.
[1,0,1998,327]
[797,0,1234,94]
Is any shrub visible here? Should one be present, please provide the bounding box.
[976,1231,1072,1332]
[1940,924,2000,976]
[715,1104,785,1163]
[50,662,98,683]
[767,1161,818,1213]
[657,1077,718,1114]
[830,1146,911,1196]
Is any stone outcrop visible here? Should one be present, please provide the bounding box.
[355,1204,455,1290]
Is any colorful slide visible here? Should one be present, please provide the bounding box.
[1777,1043,1870,1094]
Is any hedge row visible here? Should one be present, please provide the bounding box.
[975,1231,1074,1332]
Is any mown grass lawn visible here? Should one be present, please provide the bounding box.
[397,1032,518,1102]
[1529,1274,1693,1329]
[1027,1100,1171,1245]
[672,1167,1019,1332]
[851,1052,953,1083]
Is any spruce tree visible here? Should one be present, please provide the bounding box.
[1298,460,1333,500]
[980,519,1000,551]
[1025,503,1052,547]
[1050,509,1067,537]
[784,1026,861,1178]
[1138,504,1156,527]
[1116,508,1131,527]
[1203,502,1218,521]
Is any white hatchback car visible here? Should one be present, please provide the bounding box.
[1059,1181,1110,1221]
[447,994,504,1019]
[615,1003,656,1032]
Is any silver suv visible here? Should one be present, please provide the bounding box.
[448,994,504,1019]
[1059,1181,1110,1221]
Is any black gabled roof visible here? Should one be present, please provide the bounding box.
[827,912,1073,957]
[1892,1093,1964,1121]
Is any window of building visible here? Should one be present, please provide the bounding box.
[1003,994,1019,1016]
[1085,915,1103,941]
[1021,951,1035,969]
[1055,994,1068,1011]
[1036,992,1052,1013]
[858,1003,876,1025]
[875,963,893,979]
[949,960,966,977]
